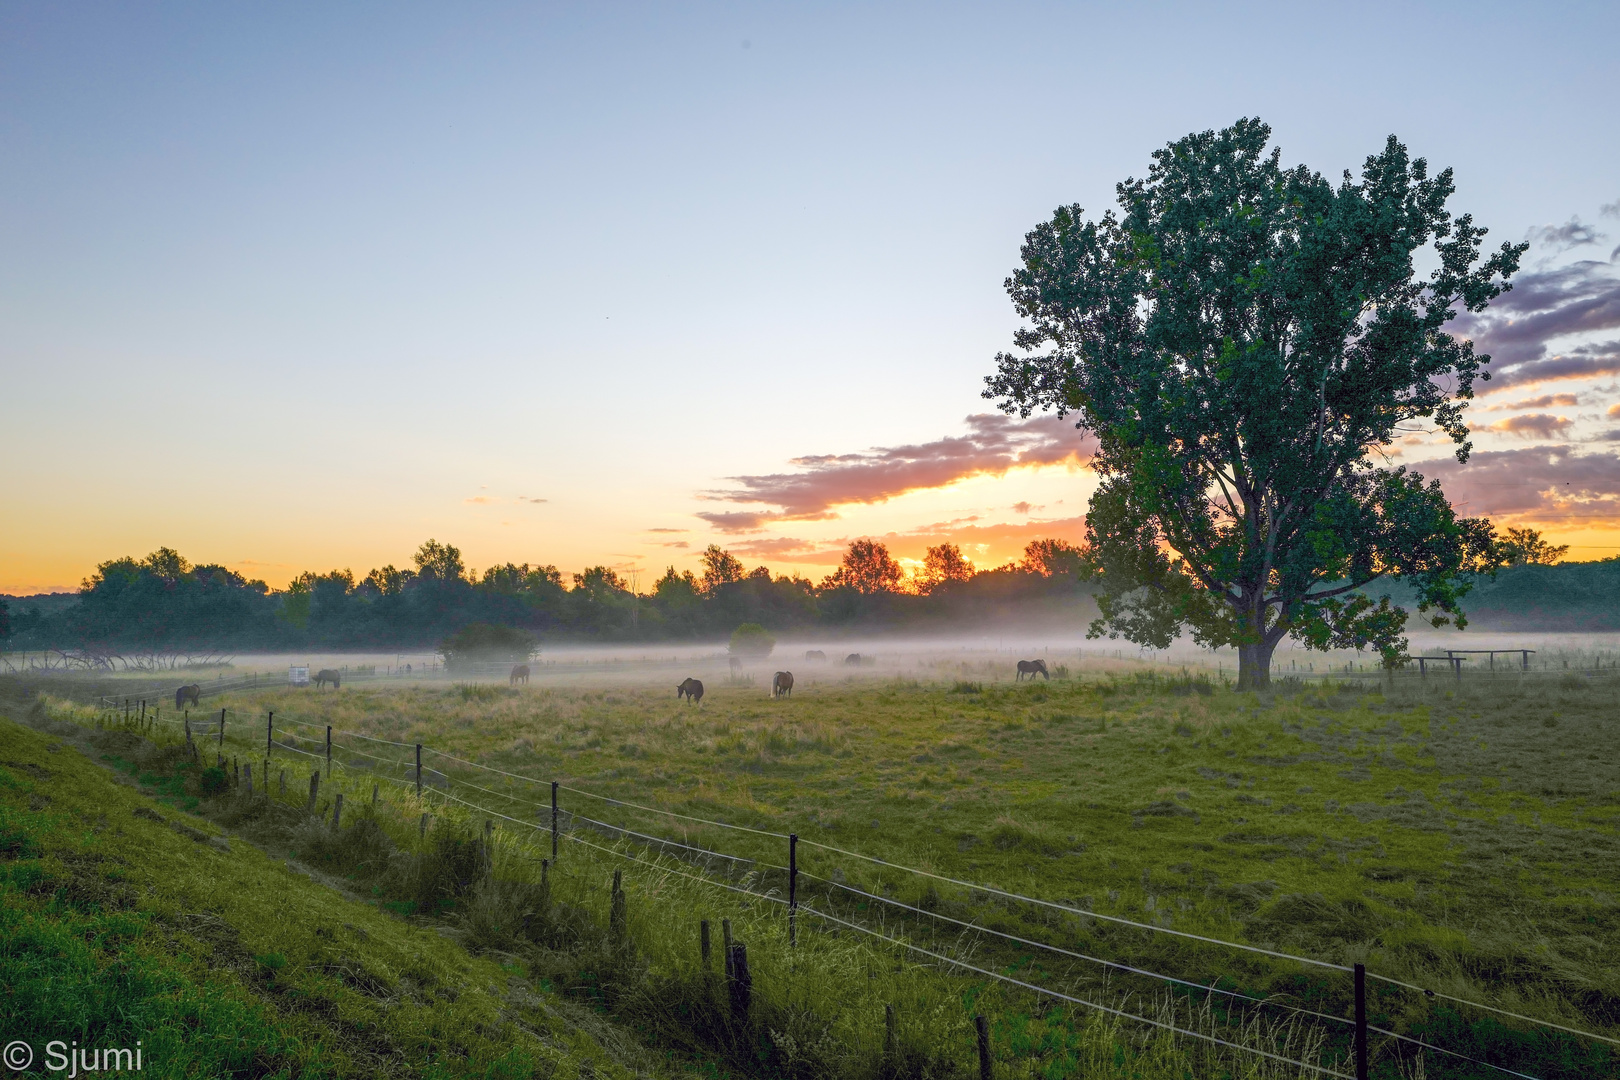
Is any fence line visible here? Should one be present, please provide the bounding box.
[799,905,1356,1080]
[799,868,1357,1031]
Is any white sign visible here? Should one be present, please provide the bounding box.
[289,665,310,686]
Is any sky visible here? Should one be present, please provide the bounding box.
[2,1,1618,593]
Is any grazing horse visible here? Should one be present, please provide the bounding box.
[313,668,342,689]
[175,684,201,709]
[804,649,826,662]
[677,677,704,703]
[845,653,862,666]
[1016,659,1050,681]
[510,664,530,686]
[773,671,794,697]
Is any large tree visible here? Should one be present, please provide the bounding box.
[984,119,1521,688]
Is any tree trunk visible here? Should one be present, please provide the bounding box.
[1236,638,1278,690]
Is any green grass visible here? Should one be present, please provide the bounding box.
[19,668,1620,1078]
[0,695,683,1079]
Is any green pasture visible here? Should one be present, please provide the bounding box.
[13,666,1620,1078]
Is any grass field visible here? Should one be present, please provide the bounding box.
[17,663,1620,1078]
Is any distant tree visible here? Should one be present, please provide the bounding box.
[654,565,701,604]
[823,539,904,595]
[437,622,539,670]
[729,622,776,659]
[574,566,627,594]
[481,562,565,597]
[0,597,10,643]
[700,546,746,594]
[1022,538,1087,579]
[1496,527,1568,566]
[984,119,1519,687]
[412,539,466,583]
[362,564,415,596]
[918,543,975,593]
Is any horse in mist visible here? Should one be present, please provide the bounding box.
[510,664,530,685]
[175,684,201,709]
[313,669,342,689]
[845,653,862,666]
[773,671,794,697]
[677,677,704,703]
[804,650,826,662]
[1016,659,1050,681]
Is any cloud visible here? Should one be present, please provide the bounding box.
[1417,447,1620,525]
[725,536,836,560]
[1452,260,1620,390]
[645,528,687,533]
[655,540,690,549]
[697,413,1096,532]
[465,496,496,505]
[517,496,548,504]
[1476,413,1573,439]
[1527,217,1606,253]
[1485,393,1580,411]
[1602,200,1620,220]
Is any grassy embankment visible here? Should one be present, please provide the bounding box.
[0,690,699,1079]
[20,667,1620,1078]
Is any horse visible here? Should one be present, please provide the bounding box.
[313,669,342,689]
[175,684,201,709]
[845,653,862,666]
[1016,659,1050,681]
[728,655,742,674]
[804,650,826,662]
[677,677,704,703]
[773,671,794,697]
[510,664,530,686]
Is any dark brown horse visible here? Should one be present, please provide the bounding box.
[677,677,704,703]
[773,671,794,697]
[313,669,342,689]
[510,664,530,685]
[175,684,201,709]
[845,653,862,666]
[1016,659,1049,681]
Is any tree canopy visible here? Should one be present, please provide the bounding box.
[984,119,1523,687]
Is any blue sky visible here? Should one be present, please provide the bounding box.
[3,1,1618,590]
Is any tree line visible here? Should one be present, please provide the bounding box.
[0,537,1095,653]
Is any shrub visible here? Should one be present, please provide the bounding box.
[727,623,775,660]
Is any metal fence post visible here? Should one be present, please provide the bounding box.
[551,780,559,862]
[788,832,798,946]
[975,1014,992,1080]
[325,725,332,778]
[267,711,273,756]
[1354,962,1368,1080]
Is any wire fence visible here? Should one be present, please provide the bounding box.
[83,697,1620,1080]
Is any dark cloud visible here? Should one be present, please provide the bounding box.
[1602,200,1620,220]
[1527,217,1606,253]
[1451,259,1620,391]
[1416,447,1620,525]
[698,413,1096,532]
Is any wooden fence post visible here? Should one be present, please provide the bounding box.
[372,783,379,807]
[483,819,494,876]
[332,792,343,831]
[722,918,734,979]
[885,1003,898,1064]
[307,771,320,812]
[551,781,559,862]
[419,812,429,841]
[700,918,712,971]
[325,725,332,779]
[975,1014,992,1080]
[219,708,226,751]
[727,942,751,1021]
[267,711,273,756]
[415,744,423,798]
[244,762,252,795]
